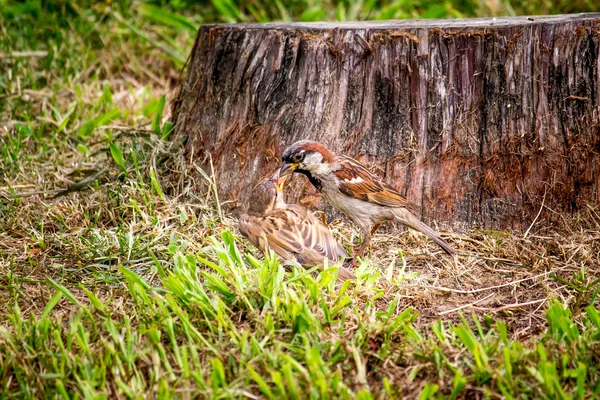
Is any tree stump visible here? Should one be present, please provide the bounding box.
[172,14,600,230]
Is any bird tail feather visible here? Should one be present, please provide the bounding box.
[392,208,455,255]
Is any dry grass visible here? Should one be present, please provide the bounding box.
[2,2,600,397]
[3,156,599,332]
[2,152,599,396]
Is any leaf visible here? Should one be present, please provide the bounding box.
[57,116,70,133]
[419,382,439,399]
[420,4,449,19]
[221,230,242,265]
[78,108,121,138]
[247,364,275,399]
[82,288,107,315]
[41,291,63,319]
[39,373,63,379]
[152,95,166,135]
[138,4,197,32]
[47,278,92,319]
[211,0,241,23]
[300,6,326,22]
[118,264,151,291]
[150,167,165,200]
[109,142,126,172]
[210,358,226,387]
[47,279,80,307]
[95,108,121,127]
[161,121,174,140]
[76,143,90,157]
[585,305,600,330]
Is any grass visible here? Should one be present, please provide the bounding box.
[2,228,600,397]
[1,0,600,398]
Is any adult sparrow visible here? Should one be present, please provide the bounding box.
[238,169,355,281]
[279,140,455,256]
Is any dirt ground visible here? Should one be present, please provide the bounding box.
[2,178,599,340]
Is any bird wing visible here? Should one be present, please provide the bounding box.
[238,214,299,262]
[285,205,348,266]
[334,156,409,208]
[239,206,347,267]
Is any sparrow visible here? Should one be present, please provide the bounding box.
[279,140,455,257]
[238,169,355,281]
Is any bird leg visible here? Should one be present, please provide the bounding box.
[353,231,373,256]
[369,223,383,251]
[369,223,382,239]
[348,235,372,269]
[347,223,384,267]
[353,223,383,254]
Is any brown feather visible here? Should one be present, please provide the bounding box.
[335,156,409,208]
[281,140,455,256]
[239,204,348,268]
[296,142,335,163]
[336,266,356,281]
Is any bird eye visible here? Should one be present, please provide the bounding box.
[293,153,305,163]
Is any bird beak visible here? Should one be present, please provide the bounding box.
[275,172,290,192]
[279,162,298,178]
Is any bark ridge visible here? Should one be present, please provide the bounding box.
[172,14,600,229]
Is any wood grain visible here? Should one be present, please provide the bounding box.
[172,14,600,229]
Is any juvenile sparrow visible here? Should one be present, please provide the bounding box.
[238,169,355,281]
[279,140,455,256]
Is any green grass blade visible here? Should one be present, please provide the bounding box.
[41,291,64,319]
[152,95,166,135]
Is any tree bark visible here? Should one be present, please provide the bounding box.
[172,14,600,230]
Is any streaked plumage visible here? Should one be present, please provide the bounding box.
[280,140,455,257]
[238,170,355,281]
